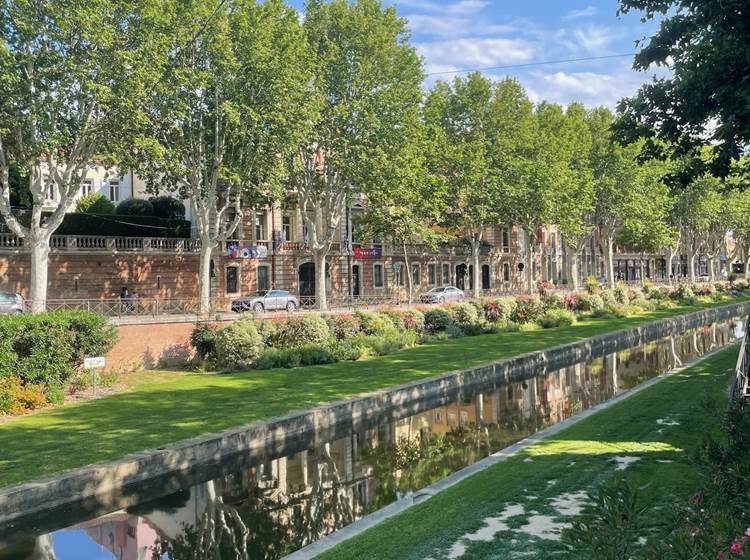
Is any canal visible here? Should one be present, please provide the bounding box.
[0,318,745,560]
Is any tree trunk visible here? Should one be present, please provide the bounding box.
[525,237,534,293]
[603,235,615,289]
[709,256,716,282]
[688,249,696,283]
[570,253,579,292]
[639,254,645,285]
[314,250,328,310]
[29,237,50,313]
[403,242,412,305]
[198,242,213,316]
[667,248,676,286]
[471,239,481,298]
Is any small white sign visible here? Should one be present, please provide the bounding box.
[83,356,106,370]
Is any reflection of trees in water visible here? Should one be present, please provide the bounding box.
[151,442,359,560]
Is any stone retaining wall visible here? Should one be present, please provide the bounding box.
[2,301,748,524]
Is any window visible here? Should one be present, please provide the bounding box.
[428,263,436,285]
[459,411,469,426]
[255,212,267,241]
[411,263,421,287]
[441,263,450,285]
[394,264,404,286]
[225,266,239,295]
[46,182,56,201]
[282,215,291,241]
[257,265,270,293]
[109,181,120,202]
[501,228,510,252]
[81,180,93,196]
[373,263,384,288]
[434,410,444,423]
[503,263,510,283]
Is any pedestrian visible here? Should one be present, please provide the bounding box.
[120,286,131,314]
[131,289,139,313]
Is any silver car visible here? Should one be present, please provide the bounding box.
[0,292,24,314]
[231,290,299,313]
[420,286,465,304]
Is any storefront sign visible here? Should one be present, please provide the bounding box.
[353,247,382,260]
[227,245,268,259]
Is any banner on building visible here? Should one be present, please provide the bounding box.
[227,245,269,259]
[353,247,382,260]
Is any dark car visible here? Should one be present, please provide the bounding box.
[231,290,299,313]
[0,292,24,314]
[420,286,465,304]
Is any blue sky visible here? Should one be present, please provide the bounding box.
[290,0,666,108]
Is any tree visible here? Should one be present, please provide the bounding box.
[674,175,725,282]
[288,0,423,310]
[0,0,166,312]
[136,0,312,315]
[512,102,572,292]
[425,74,529,297]
[552,103,595,291]
[358,124,448,303]
[616,0,750,176]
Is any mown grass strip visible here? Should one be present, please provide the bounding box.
[0,298,743,489]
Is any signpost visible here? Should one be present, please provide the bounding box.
[83,356,106,397]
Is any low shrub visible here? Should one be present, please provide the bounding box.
[190,323,218,360]
[298,344,336,366]
[75,192,115,215]
[647,286,671,302]
[356,311,395,336]
[714,281,729,293]
[545,293,564,310]
[424,308,453,332]
[446,324,465,338]
[326,314,361,340]
[601,289,617,307]
[672,284,696,303]
[450,302,480,327]
[562,292,579,311]
[628,288,650,310]
[380,309,406,331]
[274,314,330,347]
[255,320,278,346]
[586,275,600,294]
[214,320,264,369]
[0,376,48,415]
[539,308,576,328]
[483,297,516,324]
[573,293,605,313]
[733,278,749,291]
[613,282,629,305]
[115,197,154,216]
[511,295,545,324]
[330,336,368,361]
[693,283,715,297]
[401,309,425,333]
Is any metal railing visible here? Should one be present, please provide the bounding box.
[733,317,750,400]
[24,298,215,318]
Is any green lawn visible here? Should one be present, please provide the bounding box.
[319,345,737,560]
[0,298,744,489]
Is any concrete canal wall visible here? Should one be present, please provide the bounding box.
[2,301,748,523]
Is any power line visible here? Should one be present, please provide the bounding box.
[425,53,636,77]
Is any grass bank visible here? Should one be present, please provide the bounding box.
[319,345,738,560]
[0,298,744,489]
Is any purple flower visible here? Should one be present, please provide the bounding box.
[746,528,750,538]
[730,539,744,554]
[691,491,704,504]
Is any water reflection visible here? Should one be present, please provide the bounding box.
[1,320,743,560]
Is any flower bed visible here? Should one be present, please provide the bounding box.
[193,280,750,372]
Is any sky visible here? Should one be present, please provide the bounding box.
[289,0,667,109]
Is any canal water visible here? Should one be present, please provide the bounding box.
[0,318,745,560]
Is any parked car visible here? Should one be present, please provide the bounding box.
[231,290,299,313]
[0,292,24,314]
[420,286,465,304]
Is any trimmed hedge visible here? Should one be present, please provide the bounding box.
[56,213,191,238]
[150,196,186,220]
[115,198,154,216]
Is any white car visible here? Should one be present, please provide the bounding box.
[420,286,465,304]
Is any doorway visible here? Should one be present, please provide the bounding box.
[352,264,361,296]
[298,262,315,297]
[456,264,468,290]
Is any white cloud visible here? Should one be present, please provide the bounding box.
[406,13,515,38]
[417,37,535,74]
[396,0,487,15]
[562,6,598,20]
